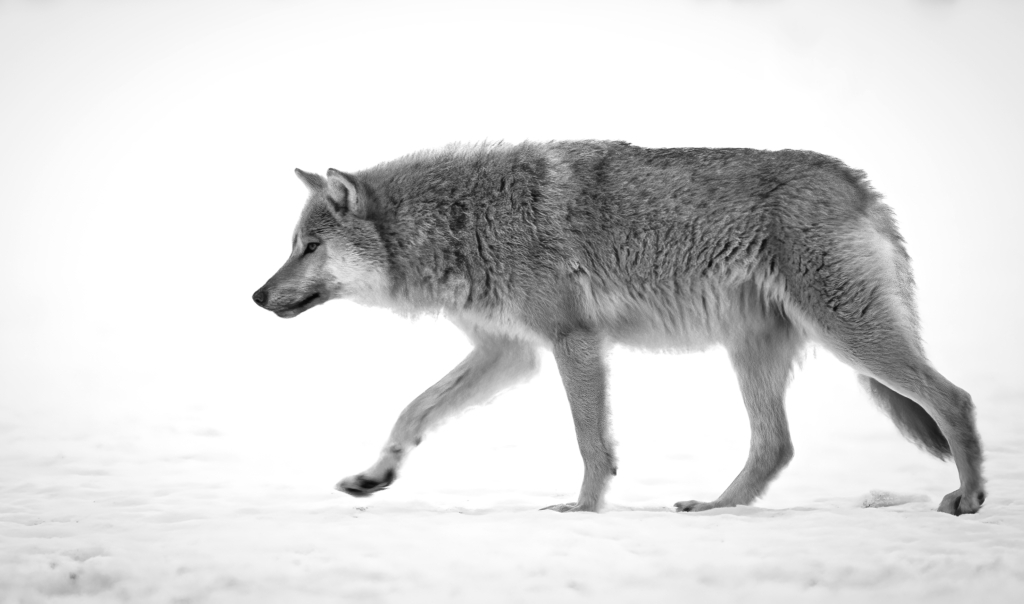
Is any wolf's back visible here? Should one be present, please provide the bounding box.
[354,141,891,319]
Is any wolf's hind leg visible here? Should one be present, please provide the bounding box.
[336,330,538,498]
[824,333,984,515]
[784,221,985,515]
[543,329,616,513]
[676,316,801,513]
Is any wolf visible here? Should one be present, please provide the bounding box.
[252,141,984,515]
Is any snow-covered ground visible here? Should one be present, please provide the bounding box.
[3,343,1024,603]
[2,1,1023,602]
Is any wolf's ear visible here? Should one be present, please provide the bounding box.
[295,168,325,192]
[325,168,367,219]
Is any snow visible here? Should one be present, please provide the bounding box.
[3,351,1024,603]
[2,0,1023,602]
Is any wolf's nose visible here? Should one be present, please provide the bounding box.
[252,288,268,307]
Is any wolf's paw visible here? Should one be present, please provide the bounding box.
[335,468,396,498]
[541,501,598,513]
[938,488,986,516]
[674,500,718,513]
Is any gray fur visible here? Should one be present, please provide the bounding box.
[254,141,985,515]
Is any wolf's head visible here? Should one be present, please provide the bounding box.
[252,168,389,318]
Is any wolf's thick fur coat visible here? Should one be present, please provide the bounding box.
[253,141,985,515]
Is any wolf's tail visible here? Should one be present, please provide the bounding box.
[859,375,951,460]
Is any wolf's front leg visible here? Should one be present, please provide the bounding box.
[543,330,616,512]
[336,334,538,498]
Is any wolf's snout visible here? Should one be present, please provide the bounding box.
[252,288,268,307]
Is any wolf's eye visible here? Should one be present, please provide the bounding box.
[304,242,319,255]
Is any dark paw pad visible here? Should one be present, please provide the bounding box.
[337,468,396,497]
[938,491,962,515]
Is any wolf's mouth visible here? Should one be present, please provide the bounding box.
[275,292,324,318]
